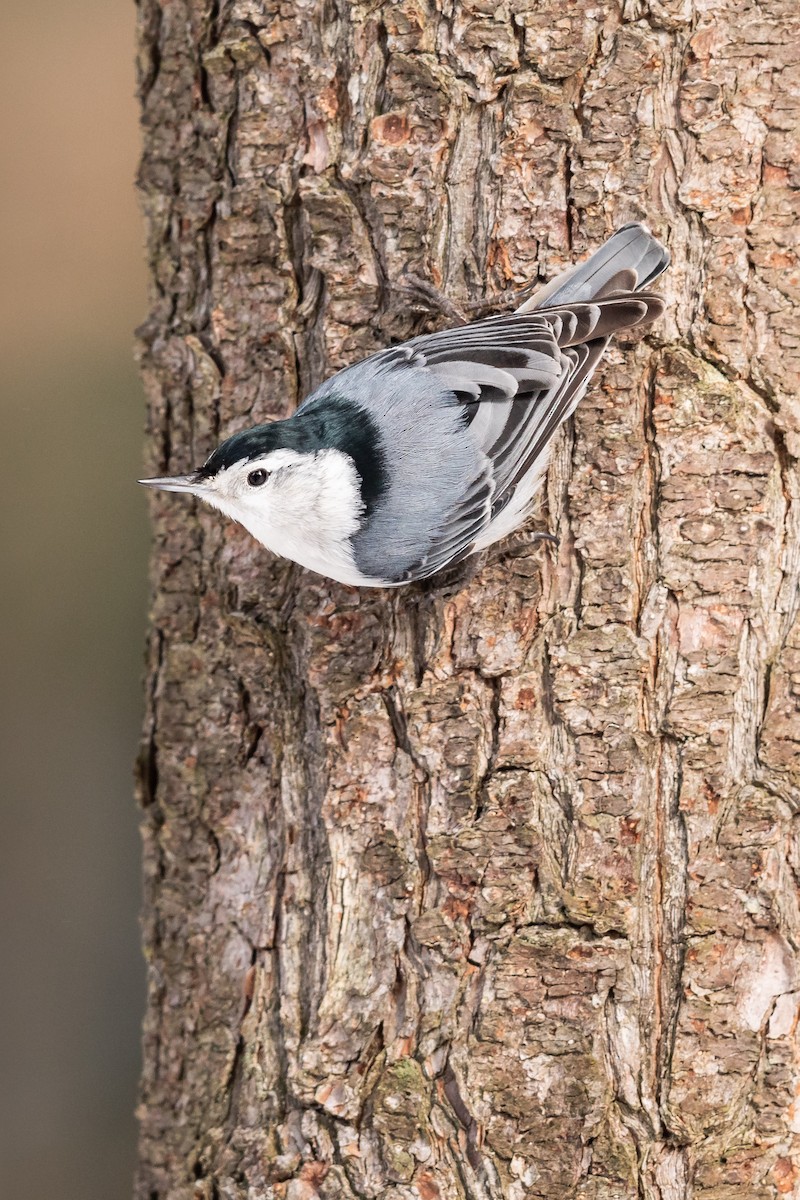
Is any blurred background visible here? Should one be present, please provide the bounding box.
[0,4,148,1197]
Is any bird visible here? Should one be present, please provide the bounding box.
[139,222,669,588]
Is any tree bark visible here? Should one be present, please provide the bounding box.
[134,1,800,1197]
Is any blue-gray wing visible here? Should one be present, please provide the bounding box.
[319,223,668,583]
[375,297,660,581]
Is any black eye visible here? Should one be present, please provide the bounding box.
[247,468,268,487]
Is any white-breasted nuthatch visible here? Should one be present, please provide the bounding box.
[140,223,668,587]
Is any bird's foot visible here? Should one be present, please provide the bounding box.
[489,528,559,564]
[393,272,469,326]
[392,271,541,325]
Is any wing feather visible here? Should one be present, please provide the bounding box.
[350,223,668,582]
[398,463,494,581]
[382,297,660,579]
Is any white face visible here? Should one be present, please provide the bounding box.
[189,447,369,584]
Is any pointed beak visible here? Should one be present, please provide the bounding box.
[137,472,207,495]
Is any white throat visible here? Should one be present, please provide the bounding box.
[211,448,375,586]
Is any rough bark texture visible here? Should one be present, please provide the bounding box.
[134,2,800,1197]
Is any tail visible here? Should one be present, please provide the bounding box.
[517,222,670,314]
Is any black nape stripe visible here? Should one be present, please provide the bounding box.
[199,394,389,517]
[299,394,388,516]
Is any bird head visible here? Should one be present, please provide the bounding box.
[139,423,296,520]
[138,420,367,573]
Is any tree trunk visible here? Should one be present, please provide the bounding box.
[134,1,800,1197]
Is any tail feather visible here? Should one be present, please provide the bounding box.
[518,222,669,312]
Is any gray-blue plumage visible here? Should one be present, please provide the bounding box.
[140,223,669,587]
[296,223,668,582]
